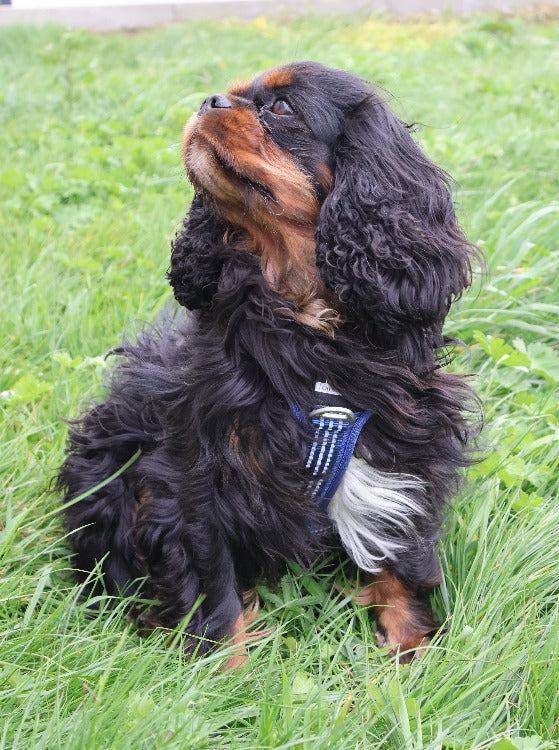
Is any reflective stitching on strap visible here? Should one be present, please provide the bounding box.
[293,386,373,512]
[306,411,373,511]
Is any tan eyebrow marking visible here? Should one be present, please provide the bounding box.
[262,68,294,89]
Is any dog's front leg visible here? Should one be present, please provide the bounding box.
[350,568,440,663]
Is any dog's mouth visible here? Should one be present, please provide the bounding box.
[211,150,276,204]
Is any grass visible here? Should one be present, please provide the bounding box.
[1,12,559,750]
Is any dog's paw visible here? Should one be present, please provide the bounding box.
[223,592,274,671]
[376,623,444,663]
[377,629,431,663]
[341,573,441,663]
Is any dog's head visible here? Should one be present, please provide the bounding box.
[169,62,476,362]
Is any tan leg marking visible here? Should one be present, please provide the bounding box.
[344,572,436,662]
[223,591,274,670]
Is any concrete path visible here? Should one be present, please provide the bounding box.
[1,0,558,31]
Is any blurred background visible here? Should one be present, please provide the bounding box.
[3,0,559,30]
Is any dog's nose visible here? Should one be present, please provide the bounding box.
[199,94,233,115]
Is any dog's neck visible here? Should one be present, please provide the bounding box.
[230,224,340,335]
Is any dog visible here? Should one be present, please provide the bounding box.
[58,62,479,664]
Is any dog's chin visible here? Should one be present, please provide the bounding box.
[185,139,274,215]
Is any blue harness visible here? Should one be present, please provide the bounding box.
[294,381,373,512]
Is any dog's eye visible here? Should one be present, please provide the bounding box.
[271,98,294,116]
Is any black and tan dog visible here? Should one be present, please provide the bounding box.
[59,62,480,664]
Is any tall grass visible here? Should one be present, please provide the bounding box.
[1,14,558,749]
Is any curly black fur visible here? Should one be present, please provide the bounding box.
[316,95,474,369]
[58,62,480,657]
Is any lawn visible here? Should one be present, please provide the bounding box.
[1,12,558,749]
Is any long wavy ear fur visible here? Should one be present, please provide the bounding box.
[316,94,478,368]
[167,194,228,310]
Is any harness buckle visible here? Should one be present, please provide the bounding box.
[308,406,356,426]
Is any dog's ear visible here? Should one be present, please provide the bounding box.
[168,194,229,310]
[316,94,477,363]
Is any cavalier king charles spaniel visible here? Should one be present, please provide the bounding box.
[59,62,479,665]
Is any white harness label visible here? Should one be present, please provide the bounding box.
[314,381,341,396]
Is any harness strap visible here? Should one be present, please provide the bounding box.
[294,381,373,511]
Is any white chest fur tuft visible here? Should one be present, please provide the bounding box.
[328,458,426,573]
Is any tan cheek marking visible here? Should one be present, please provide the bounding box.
[262,67,294,89]
[199,106,257,142]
